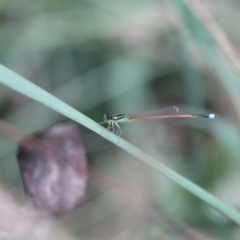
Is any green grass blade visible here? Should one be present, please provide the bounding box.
[0,63,240,224]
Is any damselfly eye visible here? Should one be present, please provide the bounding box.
[103,113,112,121]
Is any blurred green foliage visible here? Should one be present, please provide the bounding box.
[0,0,240,239]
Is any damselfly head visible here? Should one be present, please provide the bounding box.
[103,113,112,122]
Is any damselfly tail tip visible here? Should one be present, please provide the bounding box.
[192,113,217,119]
[199,113,217,119]
[208,113,217,119]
